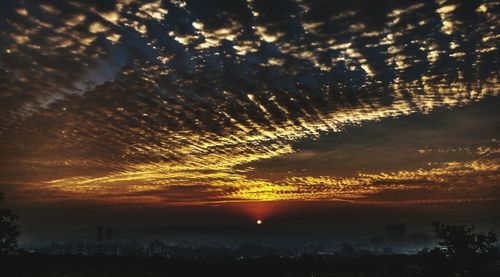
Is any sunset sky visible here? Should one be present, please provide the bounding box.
[0,0,499,242]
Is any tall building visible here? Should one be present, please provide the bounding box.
[105,226,113,241]
[97,225,104,242]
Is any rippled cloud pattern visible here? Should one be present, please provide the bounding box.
[0,0,498,205]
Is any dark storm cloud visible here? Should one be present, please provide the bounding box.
[0,0,498,205]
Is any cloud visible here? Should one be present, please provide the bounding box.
[0,0,498,205]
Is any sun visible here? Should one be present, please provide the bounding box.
[256,219,262,225]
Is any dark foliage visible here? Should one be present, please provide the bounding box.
[419,221,499,277]
[431,221,498,258]
[0,192,20,255]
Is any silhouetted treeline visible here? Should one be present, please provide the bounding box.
[0,192,20,255]
[417,221,499,276]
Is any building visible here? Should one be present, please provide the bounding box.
[149,240,166,257]
[97,225,104,242]
[105,226,113,241]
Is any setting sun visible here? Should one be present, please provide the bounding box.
[256,219,262,225]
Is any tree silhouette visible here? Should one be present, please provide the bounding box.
[431,221,498,260]
[420,221,499,276]
[0,192,20,255]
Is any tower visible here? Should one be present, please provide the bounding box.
[97,225,104,242]
[105,226,113,241]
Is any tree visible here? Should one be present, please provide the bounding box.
[431,221,498,260]
[420,221,499,276]
[0,192,20,255]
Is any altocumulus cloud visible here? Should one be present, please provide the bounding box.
[0,0,498,205]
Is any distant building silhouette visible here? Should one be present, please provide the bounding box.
[149,240,166,257]
[97,225,104,242]
[105,226,113,242]
[50,241,92,256]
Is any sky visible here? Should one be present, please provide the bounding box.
[0,0,499,243]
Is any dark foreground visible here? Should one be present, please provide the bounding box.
[1,254,500,277]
